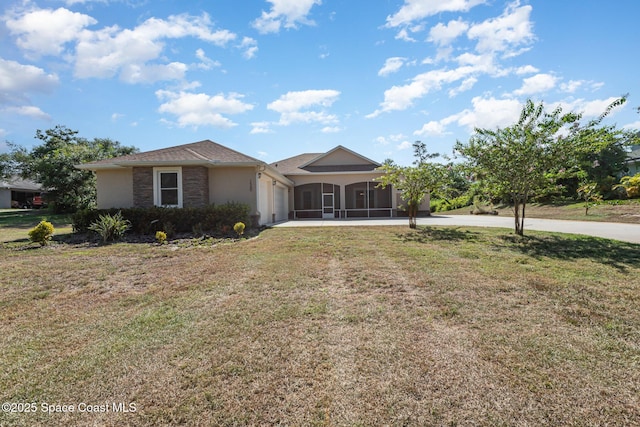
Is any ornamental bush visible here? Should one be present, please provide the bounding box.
[88,211,131,242]
[28,220,55,246]
[615,173,640,199]
[233,222,245,237]
[155,231,167,244]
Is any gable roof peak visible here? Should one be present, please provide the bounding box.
[298,145,380,169]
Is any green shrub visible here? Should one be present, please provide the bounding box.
[88,211,131,242]
[430,194,473,212]
[233,222,245,237]
[28,220,55,246]
[73,203,251,235]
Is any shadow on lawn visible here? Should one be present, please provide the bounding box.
[398,226,483,243]
[0,209,71,229]
[496,234,640,271]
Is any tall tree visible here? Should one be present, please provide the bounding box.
[12,125,137,212]
[377,141,443,228]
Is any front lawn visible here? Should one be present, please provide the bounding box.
[0,209,73,243]
[1,227,639,425]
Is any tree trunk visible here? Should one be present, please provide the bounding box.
[513,199,521,236]
[520,200,526,236]
[409,202,417,229]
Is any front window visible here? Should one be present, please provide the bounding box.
[153,167,183,207]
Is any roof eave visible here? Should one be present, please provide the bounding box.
[283,170,385,179]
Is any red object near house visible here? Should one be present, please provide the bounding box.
[30,195,47,209]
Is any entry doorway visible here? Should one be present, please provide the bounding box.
[322,193,334,219]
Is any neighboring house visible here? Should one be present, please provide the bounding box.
[0,177,43,209]
[78,140,428,225]
[626,144,640,176]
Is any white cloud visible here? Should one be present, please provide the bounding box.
[428,19,469,46]
[122,62,189,84]
[450,96,523,132]
[156,90,254,128]
[195,49,221,70]
[71,12,236,83]
[513,73,557,96]
[559,80,604,94]
[321,126,341,133]
[5,5,238,79]
[386,0,486,28]
[250,122,274,134]
[378,57,406,77]
[397,140,412,150]
[239,37,258,59]
[414,121,447,136]
[448,76,477,97]
[395,28,416,42]
[64,0,109,4]
[252,0,321,34]
[375,134,406,146]
[111,113,124,122]
[5,7,96,57]
[559,80,583,94]
[0,59,59,101]
[467,3,534,56]
[515,65,539,75]
[367,66,478,117]
[623,121,640,131]
[553,97,623,119]
[268,89,340,125]
[2,105,51,121]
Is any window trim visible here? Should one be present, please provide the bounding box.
[153,167,183,208]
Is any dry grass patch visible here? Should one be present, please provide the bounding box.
[1,226,639,426]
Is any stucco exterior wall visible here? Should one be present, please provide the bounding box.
[0,189,11,209]
[96,169,134,209]
[209,167,258,212]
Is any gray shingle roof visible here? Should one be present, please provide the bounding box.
[0,177,43,191]
[81,140,261,168]
[270,153,323,175]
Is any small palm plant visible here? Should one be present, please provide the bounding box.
[88,211,131,242]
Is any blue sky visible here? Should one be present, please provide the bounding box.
[1,0,639,165]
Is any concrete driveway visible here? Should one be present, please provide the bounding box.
[274,215,640,244]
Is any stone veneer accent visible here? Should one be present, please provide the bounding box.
[132,167,154,208]
[182,166,209,207]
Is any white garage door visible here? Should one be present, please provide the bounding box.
[275,186,287,222]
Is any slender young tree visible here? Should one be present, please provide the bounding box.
[377,141,443,228]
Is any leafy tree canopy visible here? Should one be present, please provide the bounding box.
[4,125,137,212]
[455,96,628,236]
